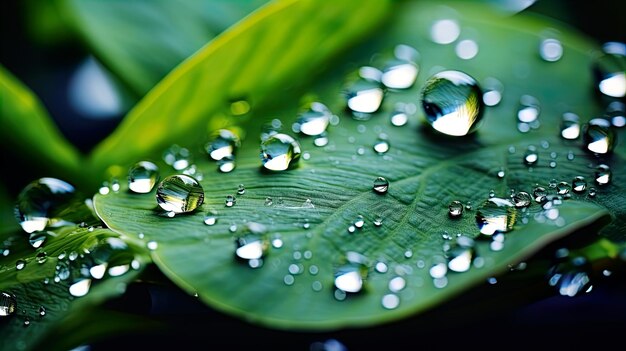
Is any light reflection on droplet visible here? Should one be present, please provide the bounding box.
[382,294,400,309]
[540,38,563,62]
[430,19,460,44]
[560,113,580,140]
[455,39,479,60]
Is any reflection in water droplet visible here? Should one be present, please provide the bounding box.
[455,39,479,60]
[373,136,390,154]
[430,19,460,44]
[334,252,368,293]
[29,231,50,249]
[204,209,218,226]
[607,101,626,127]
[582,118,615,154]
[524,146,538,165]
[15,178,77,233]
[476,198,517,236]
[382,60,418,89]
[540,38,563,62]
[572,176,587,193]
[382,294,400,310]
[162,144,191,170]
[560,113,580,140]
[421,70,483,136]
[293,102,332,136]
[217,156,236,173]
[16,259,26,270]
[593,45,626,98]
[205,129,241,161]
[588,187,597,197]
[512,192,532,208]
[556,182,571,195]
[128,161,159,193]
[69,278,92,297]
[260,133,301,171]
[156,175,204,214]
[373,177,389,194]
[0,292,17,317]
[346,79,384,115]
[595,164,611,185]
[225,195,236,207]
[448,200,463,218]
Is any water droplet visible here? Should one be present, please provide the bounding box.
[126,161,160,194]
[16,259,26,270]
[0,292,17,317]
[429,262,447,279]
[593,43,626,98]
[162,144,191,170]
[421,70,483,136]
[23,317,30,326]
[582,118,615,154]
[389,276,406,292]
[264,197,273,206]
[205,129,241,161]
[260,133,301,171]
[283,274,294,286]
[15,178,77,233]
[156,175,204,214]
[203,209,218,226]
[607,101,626,127]
[354,215,365,229]
[381,294,400,310]
[390,108,409,126]
[430,19,460,44]
[69,278,92,297]
[28,231,50,249]
[547,256,592,297]
[373,177,389,194]
[38,306,45,317]
[488,190,496,198]
[448,200,463,218]
[68,251,79,261]
[476,198,517,236]
[373,217,383,227]
[482,77,503,107]
[373,136,390,154]
[36,252,47,264]
[235,232,269,263]
[381,59,418,89]
[595,164,612,185]
[224,195,236,207]
[524,146,538,165]
[217,156,236,173]
[512,192,532,208]
[146,241,158,251]
[588,187,597,197]
[517,95,540,123]
[455,39,479,60]
[560,113,580,140]
[447,237,475,273]
[346,78,384,115]
[99,182,110,195]
[556,181,571,195]
[540,38,563,62]
[497,168,506,178]
[293,102,332,136]
[334,252,368,293]
[375,261,388,273]
[572,176,587,193]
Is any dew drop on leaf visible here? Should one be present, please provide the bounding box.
[15,178,77,233]
[260,133,302,171]
[128,161,159,194]
[156,175,204,214]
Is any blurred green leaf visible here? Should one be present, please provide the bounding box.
[94,1,625,329]
[63,0,268,95]
[0,65,83,184]
[88,0,392,177]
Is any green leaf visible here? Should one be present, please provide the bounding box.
[62,0,268,95]
[94,1,624,330]
[88,0,392,175]
[0,65,83,183]
[0,225,149,350]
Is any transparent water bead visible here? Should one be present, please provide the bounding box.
[447,237,475,273]
[69,278,92,297]
[260,133,301,171]
[582,118,615,154]
[15,177,77,233]
[373,177,389,194]
[225,195,236,207]
[572,176,587,193]
[346,78,384,114]
[512,192,532,208]
[482,77,503,107]
[293,102,332,136]
[421,70,483,136]
[548,256,593,297]
[517,95,540,123]
[607,101,626,128]
[217,156,236,173]
[556,182,571,195]
[128,161,159,193]
[156,175,204,214]
[533,186,547,203]
[0,292,17,317]
[334,251,369,294]
[595,164,611,185]
[28,231,51,249]
[390,108,409,127]
[560,113,580,140]
[540,38,563,62]
[448,200,463,218]
[373,136,390,154]
[205,129,241,161]
[381,59,418,90]
[476,198,517,236]
[235,234,269,262]
[524,146,538,165]
[593,43,626,98]
[162,144,191,170]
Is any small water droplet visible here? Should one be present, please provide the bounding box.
[556,181,571,195]
[162,144,191,170]
[476,198,517,236]
[540,38,563,62]
[373,177,389,194]
[512,192,532,208]
[390,108,409,127]
[146,241,158,251]
[517,95,541,123]
[373,136,390,154]
[448,200,463,218]
[429,262,447,279]
[482,77,503,107]
[375,261,388,273]
[373,217,383,227]
[203,209,217,226]
[16,259,26,270]
[99,182,110,195]
[156,175,204,214]
[488,190,495,198]
[381,294,400,310]
[347,225,356,233]
[560,113,580,140]
[389,276,406,292]
[447,237,475,273]
[346,78,384,115]
[264,197,273,206]
[283,274,295,286]
[28,231,50,249]
[225,195,236,207]
[381,59,418,89]
[588,187,597,197]
[353,215,365,229]
[23,317,30,326]
[524,146,538,165]
[293,102,332,136]
[595,164,611,185]
[69,278,92,297]
[421,70,483,136]
[235,229,269,263]
[68,251,79,261]
[0,292,17,317]
[455,39,479,60]
[334,252,368,293]
[127,161,160,193]
[572,176,587,193]
[607,101,626,127]
[36,252,47,264]
[582,118,615,154]
[260,133,301,171]
[593,43,626,98]
[430,19,460,44]
[15,178,77,233]
[217,156,236,173]
[38,306,46,317]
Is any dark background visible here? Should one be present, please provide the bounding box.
[1,1,625,350]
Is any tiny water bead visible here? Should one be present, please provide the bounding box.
[204,210,218,226]
[1,292,17,317]
[588,188,597,197]
[607,101,626,128]
[38,306,46,316]
[16,259,26,270]
[595,164,611,185]
[237,184,246,195]
[593,43,626,98]
[373,135,390,154]
[447,237,475,273]
[572,176,587,193]
[225,195,236,207]
[156,175,204,214]
[476,198,517,236]
[556,182,571,195]
[293,102,332,136]
[390,108,409,127]
[482,77,503,107]
[512,192,532,208]
[560,113,580,140]
[354,215,365,229]
[373,177,389,194]
[217,156,236,173]
[346,78,384,115]
[539,38,563,62]
[260,133,301,171]
[421,70,483,136]
[448,201,463,218]
[334,252,369,294]
[455,39,479,60]
[382,294,400,310]
[205,129,241,161]
[517,95,540,123]
[524,146,538,165]
[162,144,191,170]
[15,177,77,233]
[582,118,615,154]
[128,161,159,194]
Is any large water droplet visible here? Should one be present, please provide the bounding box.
[556,181,571,195]
[334,252,368,294]
[346,79,384,115]
[260,133,301,171]
[582,118,615,154]
[448,200,463,218]
[162,144,191,170]
[560,113,580,140]
[421,70,483,136]
[293,102,332,136]
[476,198,517,236]
[0,292,17,317]
[155,175,204,214]
[593,43,626,98]
[15,178,77,233]
[512,192,532,208]
[128,161,159,194]
[572,176,587,193]
[595,164,611,185]
[373,177,389,194]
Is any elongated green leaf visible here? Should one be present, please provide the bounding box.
[63,0,268,95]
[0,65,82,182]
[94,1,624,330]
[88,0,392,175]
